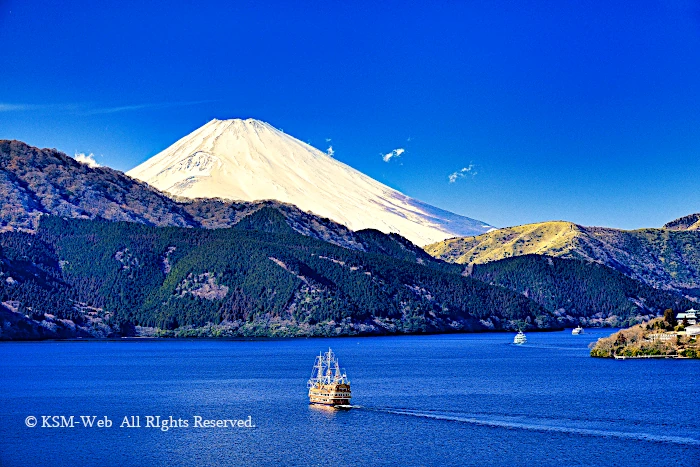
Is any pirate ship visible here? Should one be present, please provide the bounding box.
[307,348,351,407]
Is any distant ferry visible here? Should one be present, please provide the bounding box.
[572,326,584,335]
[307,348,351,407]
[513,331,527,345]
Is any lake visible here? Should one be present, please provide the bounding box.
[1,329,698,466]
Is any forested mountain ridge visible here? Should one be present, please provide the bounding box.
[469,255,695,327]
[0,139,194,231]
[0,216,555,339]
[664,213,700,231]
[425,221,700,298]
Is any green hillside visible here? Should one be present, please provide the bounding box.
[470,255,694,327]
[425,221,700,297]
[0,215,555,339]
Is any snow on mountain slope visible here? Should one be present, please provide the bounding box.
[127,118,495,245]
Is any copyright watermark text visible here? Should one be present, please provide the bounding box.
[25,415,255,431]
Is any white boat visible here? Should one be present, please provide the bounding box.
[572,326,584,335]
[513,331,527,345]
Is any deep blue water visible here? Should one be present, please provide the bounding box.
[1,329,698,466]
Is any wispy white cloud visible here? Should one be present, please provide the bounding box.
[74,152,100,168]
[325,138,332,143]
[382,148,405,163]
[0,100,215,115]
[448,164,477,183]
[0,103,43,112]
[326,146,334,157]
[85,103,155,114]
[81,100,216,115]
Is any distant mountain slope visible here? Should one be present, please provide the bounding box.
[127,118,495,245]
[181,199,364,250]
[469,255,695,327]
[0,139,195,231]
[427,221,582,263]
[664,213,700,231]
[354,229,446,268]
[0,216,555,339]
[0,140,437,255]
[425,221,700,298]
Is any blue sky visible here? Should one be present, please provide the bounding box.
[1,1,699,229]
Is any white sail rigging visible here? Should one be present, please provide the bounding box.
[307,348,349,388]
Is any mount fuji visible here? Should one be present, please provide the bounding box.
[127,118,495,245]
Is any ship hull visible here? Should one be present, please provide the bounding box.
[308,383,351,407]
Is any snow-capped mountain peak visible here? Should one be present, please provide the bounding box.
[127,118,495,245]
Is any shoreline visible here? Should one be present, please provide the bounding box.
[0,327,611,343]
[612,354,686,360]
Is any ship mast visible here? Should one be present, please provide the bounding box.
[326,348,333,384]
[308,351,325,387]
[307,348,350,387]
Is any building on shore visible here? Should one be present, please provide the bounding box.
[676,309,698,325]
